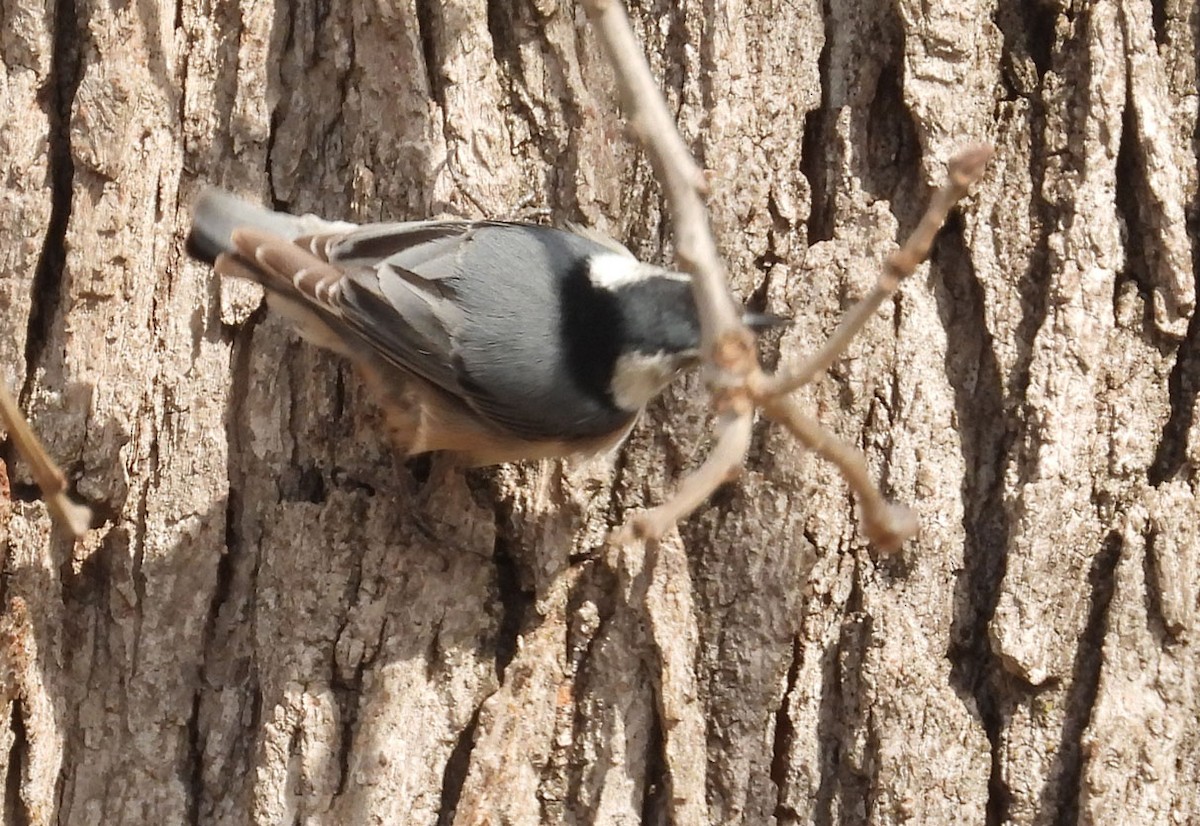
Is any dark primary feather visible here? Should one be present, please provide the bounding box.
[186,189,305,264]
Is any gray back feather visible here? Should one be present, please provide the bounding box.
[330,223,632,440]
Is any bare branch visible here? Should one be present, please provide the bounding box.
[766,144,994,397]
[585,0,766,543]
[0,379,92,538]
[582,0,752,379]
[616,410,753,543]
[761,396,917,552]
[585,1,990,550]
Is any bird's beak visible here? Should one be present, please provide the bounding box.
[741,310,791,331]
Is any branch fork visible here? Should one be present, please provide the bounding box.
[585,0,992,552]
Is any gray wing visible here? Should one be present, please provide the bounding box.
[321,222,479,397]
[323,222,628,440]
[209,205,627,441]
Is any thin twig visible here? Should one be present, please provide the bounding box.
[761,396,917,552]
[585,0,760,544]
[0,379,91,537]
[766,144,994,397]
[617,410,753,543]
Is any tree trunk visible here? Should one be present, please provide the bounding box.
[0,0,1196,824]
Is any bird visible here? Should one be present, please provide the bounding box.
[186,188,782,465]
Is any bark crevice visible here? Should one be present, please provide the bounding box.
[185,690,203,826]
[25,0,86,397]
[1045,531,1122,825]
[435,702,483,826]
[638,692,667,826]
[800,0,834,244]
[1148,185,1200,483]
[414,0,445,108]
[491,526,532,680]
[4,702,31,826]
[813,578,869,826]
[935,212,1013,826]
[770,636,802,821]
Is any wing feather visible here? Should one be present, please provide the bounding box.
[224,218,630,441]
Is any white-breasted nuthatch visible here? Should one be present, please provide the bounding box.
[187,189,782,464]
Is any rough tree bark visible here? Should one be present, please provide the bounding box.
[0,0,1196,824]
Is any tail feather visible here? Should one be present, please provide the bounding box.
[186,188,307,265]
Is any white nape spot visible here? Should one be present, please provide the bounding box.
[610,351,683,411]
[587,253,690,290]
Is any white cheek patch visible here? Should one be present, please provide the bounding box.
[610,351,682,411]
[587,253,690,290]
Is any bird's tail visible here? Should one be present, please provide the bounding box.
[185,188,313,265]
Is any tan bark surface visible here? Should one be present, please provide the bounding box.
[0,1,1197,824]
